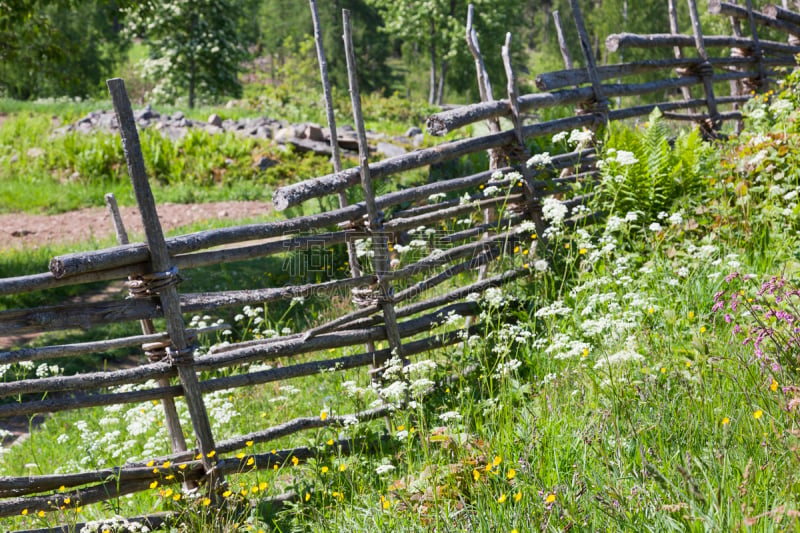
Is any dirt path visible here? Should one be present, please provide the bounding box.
[0,201,274,249]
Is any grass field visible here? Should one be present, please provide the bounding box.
[4,78,800,532]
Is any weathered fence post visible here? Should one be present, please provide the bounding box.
[342,12,404,362]
[107,78,220,486]
[669,0,697,107]
[501,33,546,239]
[105,193,195,490]
[686,0,722,135]
[552,10,575,71]
[569,0,609,123]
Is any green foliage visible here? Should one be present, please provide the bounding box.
[598,108,715,222]
[0,1,130,100]
[127,0,247,108]
[258,0,394,95]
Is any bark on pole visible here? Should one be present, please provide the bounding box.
[686,0,721,133]
[569,0,609,121]
[308,0,366,321]
[342,10,404,358]
[552,10,575,70]
[104,193,193,488]
[466,3,503,170]
[106,78,219,485]
[669,0,696,105]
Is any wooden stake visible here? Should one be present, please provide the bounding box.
[552,10,575,70]
[343,9,404,357]
[569,0,609,119]
[105,193,192,483]
[686,0,721,133]
[106,78,219,484]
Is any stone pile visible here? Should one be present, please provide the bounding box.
[54,107,425,158]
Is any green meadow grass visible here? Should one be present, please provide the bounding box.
[5,88,800,532]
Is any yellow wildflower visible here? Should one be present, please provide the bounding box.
[545,493,556,504]
[507,469,516,480]
[498,493,507,503]
[754,409,763,419]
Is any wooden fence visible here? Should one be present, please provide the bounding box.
[1,0,797,530]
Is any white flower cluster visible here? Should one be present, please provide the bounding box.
[83,516,151,533]
[527,152,552,168]
[494,358,522,377]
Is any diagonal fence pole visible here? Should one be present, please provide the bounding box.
[107,78,221,488]
[686,0,721,135]
[104,193,195,491]
[342,11,404,362]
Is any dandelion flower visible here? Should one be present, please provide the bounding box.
[498,493,507,503]
[754,409,763,419]
[203,497,211,506]
[321,466,329,474]
[722,417,730,425]
[493,456,502,467]
[327,439,334,446]
[770,379,778,392]
[173,493,181,501]
[514,491,522,502]
[37,510,45,517]
[291,456,299,466]
[222,490,232,498]
[507,468,516,480]
[700,326,706,333]
[545,493,556,504]
[305,492,310,502]
[247,457,255,466]
[162,461,171,468]
[339,463,347,472]
[21,509,28,516]
[473,469,480,481]
[246,440,254,447]
[149,481,158,489]
[320,411,328,421]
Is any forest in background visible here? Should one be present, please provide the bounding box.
[0,0,749,108]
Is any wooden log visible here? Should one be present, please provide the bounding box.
[764,4,800,27]
[605,32,800,55]
[661,110,743,121]
[466,4,503,170]
[273,113,601,210]
[569,0,609,116]
[309,0,363,284]
[552,10,575,69]
[712,0,800,36]
[427,72,749,136]
[0,275,377,336]
[343,9,404,359]
[687,0,721,130]
[743,0,768,87]
[105,192,191,469]
[0,325,224,366]
[0,435,378,517]
[0,319,473,420]
[534,53,796,91]
[0,407,390,497]
[33,149,584,290]
[107,78,219,479]
[607,95,750,121]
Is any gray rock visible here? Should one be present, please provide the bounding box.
[405,126,422,137]
[205,125,224,135]
[376,142,406,158]
[254,126,271,139]
[136,105,157,121]
[303,124,324,141]
[172,111,184,121]
[274,126,297,143]
[412,133,425,147]
[338,136,359,150]
[257,156,278,170]
[208,114,223,127]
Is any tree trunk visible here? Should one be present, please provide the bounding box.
[429,18,437,105]
[436,60,447,105]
